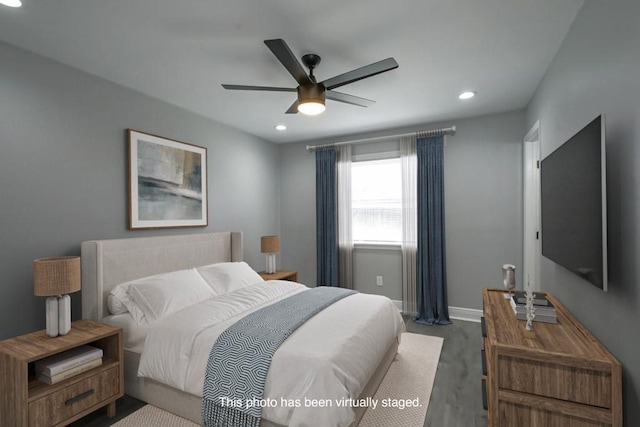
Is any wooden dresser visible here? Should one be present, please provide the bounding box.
[482,288,622,427]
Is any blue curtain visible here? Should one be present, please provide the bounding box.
[316,148,339,286]
[414,135,451,325]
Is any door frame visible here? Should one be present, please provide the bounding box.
[523,120,541,291]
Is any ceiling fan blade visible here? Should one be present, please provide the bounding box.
[222,84,297,92]
[285,100,299,114]
[321,58,399,90]
[264,39,314,87]
[326,91,375,108]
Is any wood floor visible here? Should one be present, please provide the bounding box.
[407,318,487,427]
[70,316,486,427]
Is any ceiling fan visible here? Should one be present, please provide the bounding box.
[222,39,399,116]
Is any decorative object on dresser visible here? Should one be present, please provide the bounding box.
[127,129,208,230]
[260,235,280,274]
[523,275,536,337]
[509,290,557,324]
[258,269,298,282]
[33,256,81,337]
[0,319,124,427]
[482,288,622,426]
[501,264,515,300]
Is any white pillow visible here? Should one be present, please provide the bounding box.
[107,294,127,315]
[127,269,216,323]
[108,283,146,324]
[197,262,264,294]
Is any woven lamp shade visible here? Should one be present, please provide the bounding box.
[261,236,280,254]
[34,256,81,296]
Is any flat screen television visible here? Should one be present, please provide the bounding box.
[540,115,608,290]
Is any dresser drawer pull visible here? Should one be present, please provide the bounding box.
[65,389,95,406]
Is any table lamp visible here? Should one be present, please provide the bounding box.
[261,236,280,274]
[34,256,81,337]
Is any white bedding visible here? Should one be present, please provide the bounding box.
[103,313,149,354]
[138,280,405,427]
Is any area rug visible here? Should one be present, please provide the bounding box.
[111,332,443,427]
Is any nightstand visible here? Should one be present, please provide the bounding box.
[259,270,298,282]
[0,319,124,427]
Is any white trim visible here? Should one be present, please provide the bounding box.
[353,242,401,250]
[448,306,483,323]
[306,126,456,151]
[353,150,400,162]
[523,120,541,291]
[394,301,483,323]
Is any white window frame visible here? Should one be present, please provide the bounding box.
[351,150,402,247]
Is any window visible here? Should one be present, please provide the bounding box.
[351,157,402,243]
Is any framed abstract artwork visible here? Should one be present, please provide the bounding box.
[127,129,208,229]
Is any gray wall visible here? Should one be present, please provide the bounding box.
[279,110,525,310]
[0,41,280,340]
[353,246,402,301]
[526,0,640,423]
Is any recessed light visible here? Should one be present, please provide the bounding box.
[459,91,476,100]
[0,0,22,7]
[275,124,287,131]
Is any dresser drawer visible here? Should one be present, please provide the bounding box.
[497,356,611,408]
[29,366,119,427]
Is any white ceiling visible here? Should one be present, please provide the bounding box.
[0,0,583,143]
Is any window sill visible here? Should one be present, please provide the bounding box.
[353,242,402,251]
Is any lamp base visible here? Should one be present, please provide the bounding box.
[58,294,71,335]
[266,253,276,274]
[45,295,72,337]
[45,297,59,337]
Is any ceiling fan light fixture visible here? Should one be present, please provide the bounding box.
[298,101,325,116]
[297,84,326,116]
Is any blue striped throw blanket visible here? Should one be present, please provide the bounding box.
[202,286,356,427]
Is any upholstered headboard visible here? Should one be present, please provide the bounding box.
[81,231,243,321]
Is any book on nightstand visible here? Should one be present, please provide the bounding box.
[35,345,103,377]
[38,357,103,385]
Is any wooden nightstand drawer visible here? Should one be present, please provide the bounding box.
[29,366,119,427]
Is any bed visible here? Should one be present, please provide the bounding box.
[81,231,404,426]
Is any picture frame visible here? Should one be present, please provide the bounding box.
[127,129,208,229]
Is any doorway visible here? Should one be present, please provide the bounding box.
[523,121,541,290]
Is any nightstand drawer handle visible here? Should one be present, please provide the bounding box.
[65,389,95,406]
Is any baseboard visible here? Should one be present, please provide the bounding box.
[393,300,483,323]
[448,306,483,323]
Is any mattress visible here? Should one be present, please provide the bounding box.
[136,280,405,426]
[103,313,149,354]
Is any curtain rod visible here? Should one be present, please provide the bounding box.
[305,125,456,151]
